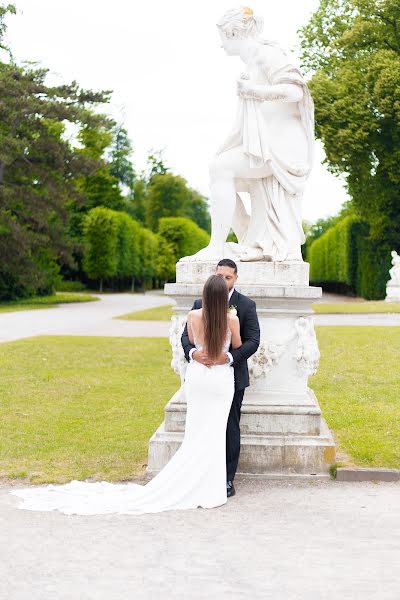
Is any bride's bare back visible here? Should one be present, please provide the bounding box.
[187,308,242,354]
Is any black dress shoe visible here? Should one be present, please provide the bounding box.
[226,481,235,498]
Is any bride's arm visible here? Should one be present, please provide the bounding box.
[181,303,198,361]
[187,311,194,345]
[229,315,242,349]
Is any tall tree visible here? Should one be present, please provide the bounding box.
[122,150,168,226]
[109,125,136,190]
[124,177,147,224]
[146,149,169,182]
[145,173,192,231]
[0,3,15,59]
[0,39,116,298]
[71,123,125,232]
[186,190,211,233]
[83,207,118,292]
[299,0,400,248]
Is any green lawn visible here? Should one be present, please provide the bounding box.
[312,301,400,314]
[0,292,99,313]
[0,327,399,484]
[115,304,174,321]
[116,301,400,321]
[0,336,179,483]
[311,326,400,469]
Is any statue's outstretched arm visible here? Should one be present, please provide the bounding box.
[237,79,303,103]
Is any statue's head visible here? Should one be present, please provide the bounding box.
[217,6,263,55]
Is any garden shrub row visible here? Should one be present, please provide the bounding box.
[83,208,209,290]
[308,216,391,299]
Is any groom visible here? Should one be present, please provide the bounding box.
[181,259,260,497]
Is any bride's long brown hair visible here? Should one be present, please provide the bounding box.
[202,274,228,361]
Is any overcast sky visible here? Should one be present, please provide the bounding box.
[5,0,348,223]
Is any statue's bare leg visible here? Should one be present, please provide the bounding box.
[181,147,272,262]
[208,166,238,254]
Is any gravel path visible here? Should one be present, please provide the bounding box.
[0,293,174,342]
[1,292,399,345]
[2,477,399,600]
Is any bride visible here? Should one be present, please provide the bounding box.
[10,274,242,515]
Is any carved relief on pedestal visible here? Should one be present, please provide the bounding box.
[170,312,320,387]
[248,315,320,384]
[294,316,320,376]
[248,340,287,381]
[169,315,188,385]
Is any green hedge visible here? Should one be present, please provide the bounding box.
[83,207,157,291]
[139,228,159,287]
[355,236,392,300]
[158,217,210,263]
[82,210,210,290]
[83,207,119,291]
[309,216,391,299]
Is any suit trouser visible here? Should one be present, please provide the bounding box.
[226,387,245,483]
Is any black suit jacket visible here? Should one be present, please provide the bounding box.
[181,289,260,390]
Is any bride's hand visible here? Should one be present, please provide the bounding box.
[213,352,230,366]
[192,349,213,368]
[193,350,228,366]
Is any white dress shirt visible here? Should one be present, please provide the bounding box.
[189,288,235,365]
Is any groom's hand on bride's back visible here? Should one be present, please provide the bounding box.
[192,349,213,367]
[193,350,229,367]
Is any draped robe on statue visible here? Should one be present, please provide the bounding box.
[219,43,315,261]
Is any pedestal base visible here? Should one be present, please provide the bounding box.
[164,388,323,436]
[148,417,335,476]
[385,282,400,302]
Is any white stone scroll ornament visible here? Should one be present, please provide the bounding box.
[248,340,287,380]
[248,316,320,383]
[171,314,320,385]
[294,316,320,376]
[169,315,188,385]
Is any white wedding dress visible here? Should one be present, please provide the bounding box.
[10,332,234,515]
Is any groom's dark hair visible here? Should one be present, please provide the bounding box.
[217,258,237,273]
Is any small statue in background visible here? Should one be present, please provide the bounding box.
[385,250,400,302]
[389,250,400,282]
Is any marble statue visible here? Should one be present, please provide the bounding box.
[182,6,314,263]
[385,250,400,301]
[389,250,400,282]
[148,7,335,478]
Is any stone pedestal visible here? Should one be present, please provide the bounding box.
[385,281,400,302]
[148,260,336,475]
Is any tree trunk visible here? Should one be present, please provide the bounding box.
[99,278,103,292]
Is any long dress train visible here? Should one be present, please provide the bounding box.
[10,335,234,515]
